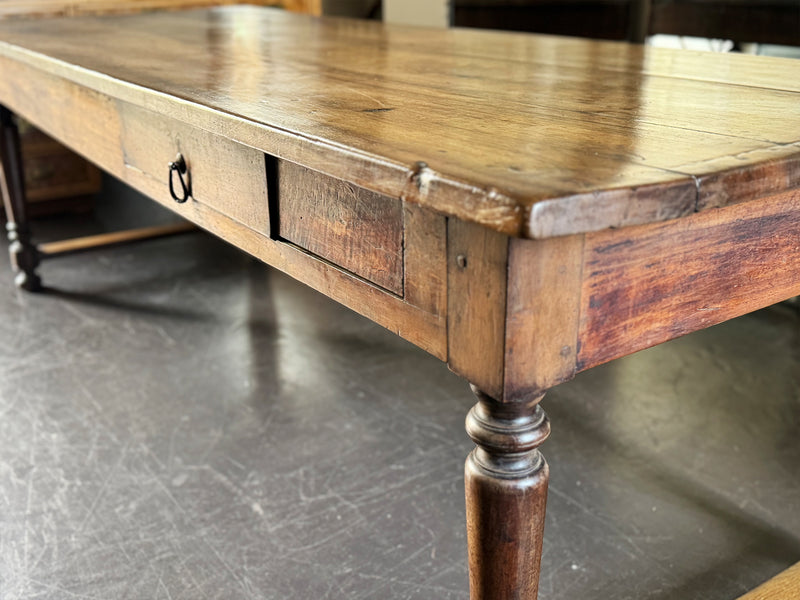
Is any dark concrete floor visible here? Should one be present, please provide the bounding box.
[1,196,799,599]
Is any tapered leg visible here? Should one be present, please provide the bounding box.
[0,106,40,290]
[465,385,550,600]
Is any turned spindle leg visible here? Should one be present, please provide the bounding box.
[0,106,40,291]
[465,385,551,600]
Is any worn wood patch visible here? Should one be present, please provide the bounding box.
[694,146,800,211]
[503,234,584,400]
[526,179,697,239]
[577,188,800,371]
[277,160,404,295]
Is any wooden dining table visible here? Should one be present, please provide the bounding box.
[0,6,798,598]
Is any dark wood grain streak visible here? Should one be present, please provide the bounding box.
[577,188,800,371]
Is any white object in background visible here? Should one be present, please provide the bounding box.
[648,34,734,53]
[384,0,451,27]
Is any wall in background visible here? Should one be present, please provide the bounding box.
[383,0,450,27]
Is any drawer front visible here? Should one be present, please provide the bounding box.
[22,150,101,202]
[276,160,404,295]
[20,121,102,203]
[120,105,268,234]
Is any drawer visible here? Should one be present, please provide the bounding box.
[275,160,404,295]
[22,147,101,203]
[20,121,102,203]
[119,105,269,234]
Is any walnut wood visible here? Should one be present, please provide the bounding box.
[0,0,284,18]
[403,203,446,318]
[0,56,126,178]
[447,219,509,400]
[0,106,39,290]
[736,562,800,600]
[21,148,100,203]
[277,160,404,295]
[465,386,550,600]
[503,235,585,400]
[126,158,449,360]
[282,0,320,14]
[0,7,797,238]
[0,9,799,599]
[448,229,588,401]
[692,147,800,212]
[577,187,800,371]
[120,103,270,235]
[37,221,196,258]
[0,56,449,358]
[19,121,101,204]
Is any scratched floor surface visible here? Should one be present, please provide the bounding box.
[0,200,799,599]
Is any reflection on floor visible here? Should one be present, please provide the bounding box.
[1,215,798,600]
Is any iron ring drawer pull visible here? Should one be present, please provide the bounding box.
[168,154,190,203]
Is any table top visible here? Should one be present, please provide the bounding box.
[0,5,797,238]
[0,0,281,18]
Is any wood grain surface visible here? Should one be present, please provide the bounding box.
[0,52,448,359]
[447,219,509,400]
[577,187,800,371]
[277,160,404,294]
[120,103,271,235]
[464,389,550,600]
[503,234,585,400]
[0,0,317,19]
[0,6,796,238]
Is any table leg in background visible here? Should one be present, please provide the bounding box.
[0,105,40,291]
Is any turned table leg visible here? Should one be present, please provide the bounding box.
[0,106,40,290]
[465,385,551,600]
